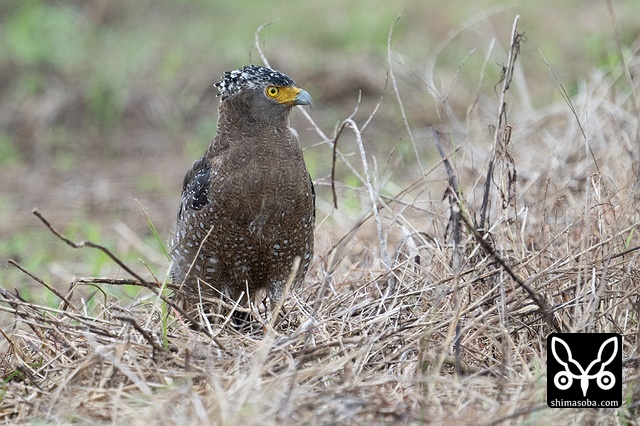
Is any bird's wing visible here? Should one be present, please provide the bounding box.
[308,172,316,221]
[178,157,212,219]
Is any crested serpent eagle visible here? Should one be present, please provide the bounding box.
[169,65,315,324]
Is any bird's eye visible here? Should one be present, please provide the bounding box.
[266,86,280,98]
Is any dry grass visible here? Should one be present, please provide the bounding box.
[2,16,640,425]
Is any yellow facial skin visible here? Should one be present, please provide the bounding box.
[265,85,312,107]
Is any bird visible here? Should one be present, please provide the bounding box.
[169,65,315,325]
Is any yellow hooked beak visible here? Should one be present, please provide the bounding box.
[292,88,312,107]
[267,86,313,107]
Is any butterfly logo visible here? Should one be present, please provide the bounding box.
[551,336,617,397]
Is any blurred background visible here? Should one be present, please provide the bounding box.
[1,0,639,296]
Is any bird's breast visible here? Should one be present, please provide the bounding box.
[211,140,311,227]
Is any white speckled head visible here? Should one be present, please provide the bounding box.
[215,65,296,100]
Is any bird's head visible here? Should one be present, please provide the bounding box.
[215,65,312,122]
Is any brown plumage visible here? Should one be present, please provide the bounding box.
[169,65,315,322]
